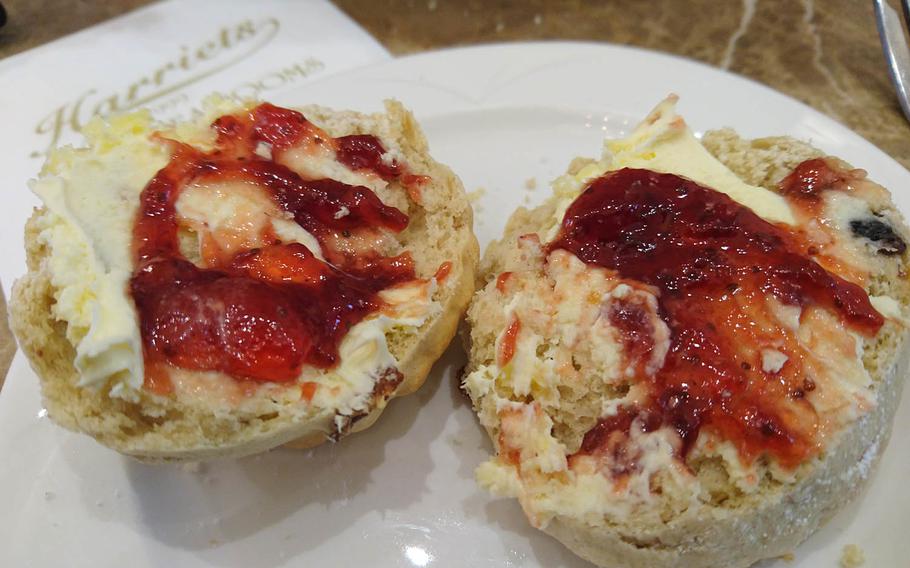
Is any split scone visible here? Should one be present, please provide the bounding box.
[11,99,478,461]
[463,96,910,567]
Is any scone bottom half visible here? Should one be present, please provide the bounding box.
[463,96,910,568]
[10,97,478,461]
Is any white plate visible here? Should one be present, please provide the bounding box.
[2,42,908,568]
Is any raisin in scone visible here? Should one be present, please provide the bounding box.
[463,96,910,567]
[10,98,478,461]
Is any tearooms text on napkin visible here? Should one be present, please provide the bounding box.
[0,0,390,293]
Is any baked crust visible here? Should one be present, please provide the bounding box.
[10,100,479,461]
[465,132,910,567]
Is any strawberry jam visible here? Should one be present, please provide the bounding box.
[551,168,883,468]
[336,135,402,180]
[498,315,522,367]
[777,158,847,203]
[131,104,420,387]
[607,295,656,377]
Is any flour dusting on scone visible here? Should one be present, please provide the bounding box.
[464,96,910,567]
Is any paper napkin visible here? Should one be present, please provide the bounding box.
[0,0,390,293]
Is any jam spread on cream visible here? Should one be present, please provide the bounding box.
[550,167,883,469]
[335,134,402,179]
[607,294,657,378]
[777,158,849,205]
[779,157,908,258]
[131,103,424,394]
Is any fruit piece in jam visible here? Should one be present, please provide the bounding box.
[132,103,427,391]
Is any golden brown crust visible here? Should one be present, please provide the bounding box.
[10,100,478,461]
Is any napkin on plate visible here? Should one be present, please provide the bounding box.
[0,0,390,293]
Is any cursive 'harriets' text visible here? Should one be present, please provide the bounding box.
[32,18,280,158]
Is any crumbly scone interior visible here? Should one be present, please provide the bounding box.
[463,100,910,533]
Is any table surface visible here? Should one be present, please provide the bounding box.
[0,0,908,383]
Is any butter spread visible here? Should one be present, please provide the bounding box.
[32,112,168,395]
[547,95,795,242]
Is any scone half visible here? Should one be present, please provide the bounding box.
[463,96,910,567]
[11,98,478,461]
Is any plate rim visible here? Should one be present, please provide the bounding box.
[295,40,910,183]
[2,39,908,568]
